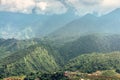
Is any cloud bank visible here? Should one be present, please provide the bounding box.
[0,0,120,15]
[66,0,120,15]
[0,0,35,14]
[35,0,67,14]
[0,0,67,14]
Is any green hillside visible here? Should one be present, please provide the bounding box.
[0,39,38,59]
[65,52,120,73]
[59,34,120,62]
[0,44,60,78]
[1,34,120,79]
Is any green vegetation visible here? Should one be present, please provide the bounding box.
[1,34,120,79]
[0,44,60,78]
[1,8,120,80]
[0,39,38,59]
[24,72,69,80]
[59,34,120,62]
[102,70,117,77]
[65,52,120,73]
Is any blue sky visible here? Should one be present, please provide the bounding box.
[0,0,120,16]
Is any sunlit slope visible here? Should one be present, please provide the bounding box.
[0,44,60,75]
[0,39,38,59]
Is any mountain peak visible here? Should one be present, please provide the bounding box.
[81,13,98,20]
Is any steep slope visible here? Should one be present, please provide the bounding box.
[49,8,120,43]
[65,52,120,73]
[49,14,99,43]
[0,44,60,76]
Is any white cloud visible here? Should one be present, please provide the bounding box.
[0,0,120,15]
[37,2,48,11]
[66,0,120,15]
[35,0,67,14]
[0,0,35,14]
[100,0,120,13]
[0,0,67,14]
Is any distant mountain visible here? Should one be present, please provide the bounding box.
[0,11,77,39]
[49,8,120,42]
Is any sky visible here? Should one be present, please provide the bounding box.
[0,0,120,16]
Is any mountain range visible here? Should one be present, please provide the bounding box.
[1,8,120,40]
[49,8,120,43]
[0,11,77,39]
[1,8,120,79]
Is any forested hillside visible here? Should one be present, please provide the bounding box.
[0,39,38,59]
[1,34,120,79]
[0,43,61,78]
[65,52,120,73]
[59,34,120,62]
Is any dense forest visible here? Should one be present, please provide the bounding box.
[1,34,120,79]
